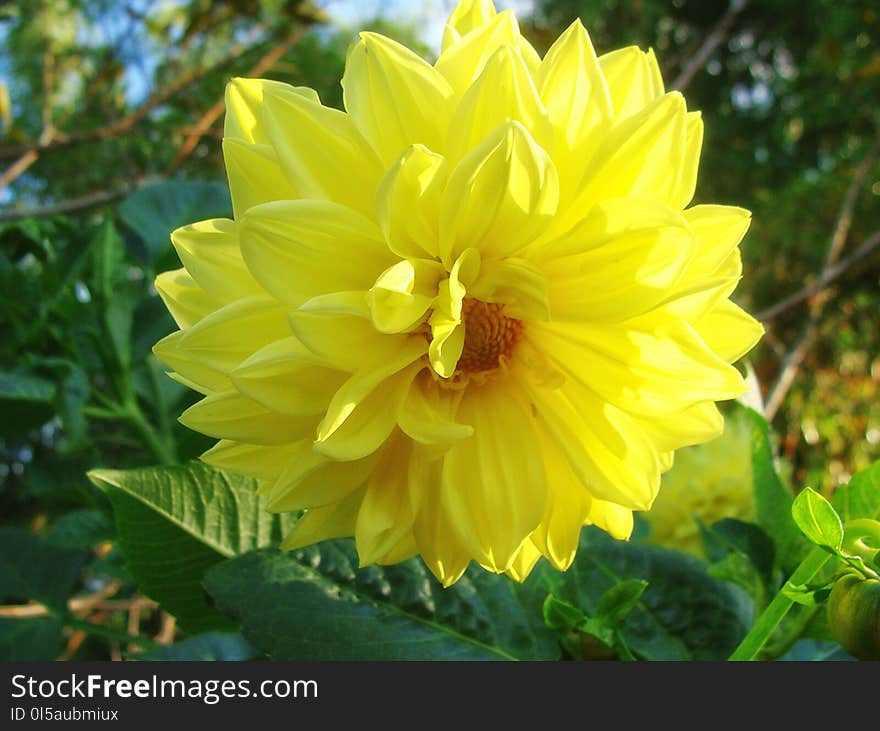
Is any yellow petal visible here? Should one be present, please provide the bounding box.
[540,198,695,322]
[411,458,472,587]
[683,204,752,277]
[343,32,454,166]
[315,360,422,461]
[441,0,497,51]
[180,391,316,445]
[428,248,480,377]
[240,199,394,307]
[536,20,613,194]
[440,381,546,571]
[154,269,220,329]
[153,330,230,394]
[533,314,746,418]
[201,439,300,482]
[637,401,724,453]
[262,84,382,215]
[223,77,318,145]
[696,299,764,362]
[435,10,519,97]
[367,258,445,334]
[289,307,412,373]
[264,441,377,513]
[504,538,543,581]
[440,121,559,266]
[531,425,592,570]
[280,487,365,550]
[598,46,665,120]
[231,336,346,416]
[375,145,447,259]
[170,218,260,301]
[355,437,416,566]
[398,375,473,448]
[517,367,661,510]
[445,44,553,164]
[469,257,549,321]
[670,111,703,209]
[176,295,290,374]
[222,139,298,219]
[586,499,634,540]
[560,92,687,231]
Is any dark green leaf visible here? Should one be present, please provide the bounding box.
[596,579,648,626]
[118,181,231,265]
[832,460,880,523]
[0,369,56,436]
[0,617,64,660]
[780,639,854,661]
[89,461,294,633]
[700,517,776,587]
[542,593,588,631]
[0,528,88,610]
[45,509,114,550]
[131,632,260,661]
[792,487,843,550]
[744,405,809,569]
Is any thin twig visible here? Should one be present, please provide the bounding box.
[166,25,308,174]
[761,139,879,419]
[757,228,880,322]
[671,0,750,91]
[0,580,122,619]
[0,175,161,222]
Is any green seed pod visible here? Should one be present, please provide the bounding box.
[826,572,880,660]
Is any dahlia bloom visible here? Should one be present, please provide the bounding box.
[644,408,755,556]
[153,0,763,586]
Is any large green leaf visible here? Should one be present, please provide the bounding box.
[832,460,880,522]
[0,369,56,437]
[744,405,809,569]
[0,528,88,610]
[118,180,231,265]
[205,529,751,661]
[88,461,294,633]
[0,617,64,661]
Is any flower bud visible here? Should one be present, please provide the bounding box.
[826,572,880,660]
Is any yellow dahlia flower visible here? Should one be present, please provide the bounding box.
[153,0,764,586]
[643,407,755,556]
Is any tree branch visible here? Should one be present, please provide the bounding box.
[165,24,308,174]
[671,0,750,91]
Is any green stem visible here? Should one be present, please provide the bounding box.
[122,400,177,466]
[729,546,831,661]
[65,617,160,650]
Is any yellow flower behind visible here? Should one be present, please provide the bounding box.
[153,0,764,586]
[643,408,755,557]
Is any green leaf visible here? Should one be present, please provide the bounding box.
[88,461,294,633]
[118,181,231,265]
[0,617,64,660]
[542,593,588,631]
[206,538,559,660]
[130,632,260,661]
[792,487,844,550]
[700,518,776,587]
[744,405,809,569]
[832,460,880,523]
[45,509,114,550]
[596,579,648,626]
[780,639,854,661]
[548,529,753,660]
[781,582,833,607]
[0,369,56,437]
[205,529,751,661]
[708,552,767,607]
[0,528,88,610]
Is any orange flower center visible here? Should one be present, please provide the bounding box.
[457,298,522,375]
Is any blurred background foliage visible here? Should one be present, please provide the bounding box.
[0,0,877,659]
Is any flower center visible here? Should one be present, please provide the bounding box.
[457,298,522,375]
